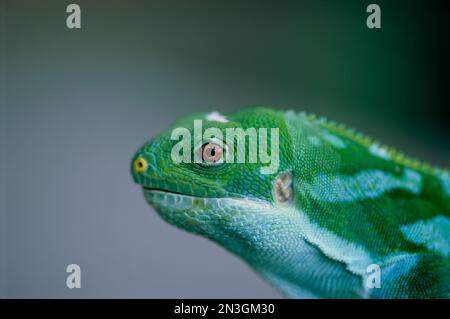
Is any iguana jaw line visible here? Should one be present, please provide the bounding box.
[142,187,268,213]
[142,187,204,198]
[135,174,229,198]
[142,188,239,213]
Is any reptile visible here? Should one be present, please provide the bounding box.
[131,107,450,298]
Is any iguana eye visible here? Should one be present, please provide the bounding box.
[201,143,223,163]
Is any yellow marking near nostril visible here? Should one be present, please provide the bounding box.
[133,157,148,173]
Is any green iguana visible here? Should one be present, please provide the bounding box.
[131,107,450,298]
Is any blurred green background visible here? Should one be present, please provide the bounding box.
[1,0,448,297]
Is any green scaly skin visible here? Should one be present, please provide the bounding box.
[131,107,450,298]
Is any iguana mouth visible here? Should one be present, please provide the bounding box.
[142,187,213,212]
[142,187,203,198]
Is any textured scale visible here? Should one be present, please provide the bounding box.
[131,107,450,298]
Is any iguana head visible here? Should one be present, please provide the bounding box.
[131,107,293,251]
[131,107,450,298]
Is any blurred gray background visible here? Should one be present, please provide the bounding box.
[1,0,448,298]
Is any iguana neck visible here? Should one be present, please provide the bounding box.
[203,200,365,298]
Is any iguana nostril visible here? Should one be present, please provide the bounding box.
[133,157,148,173]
